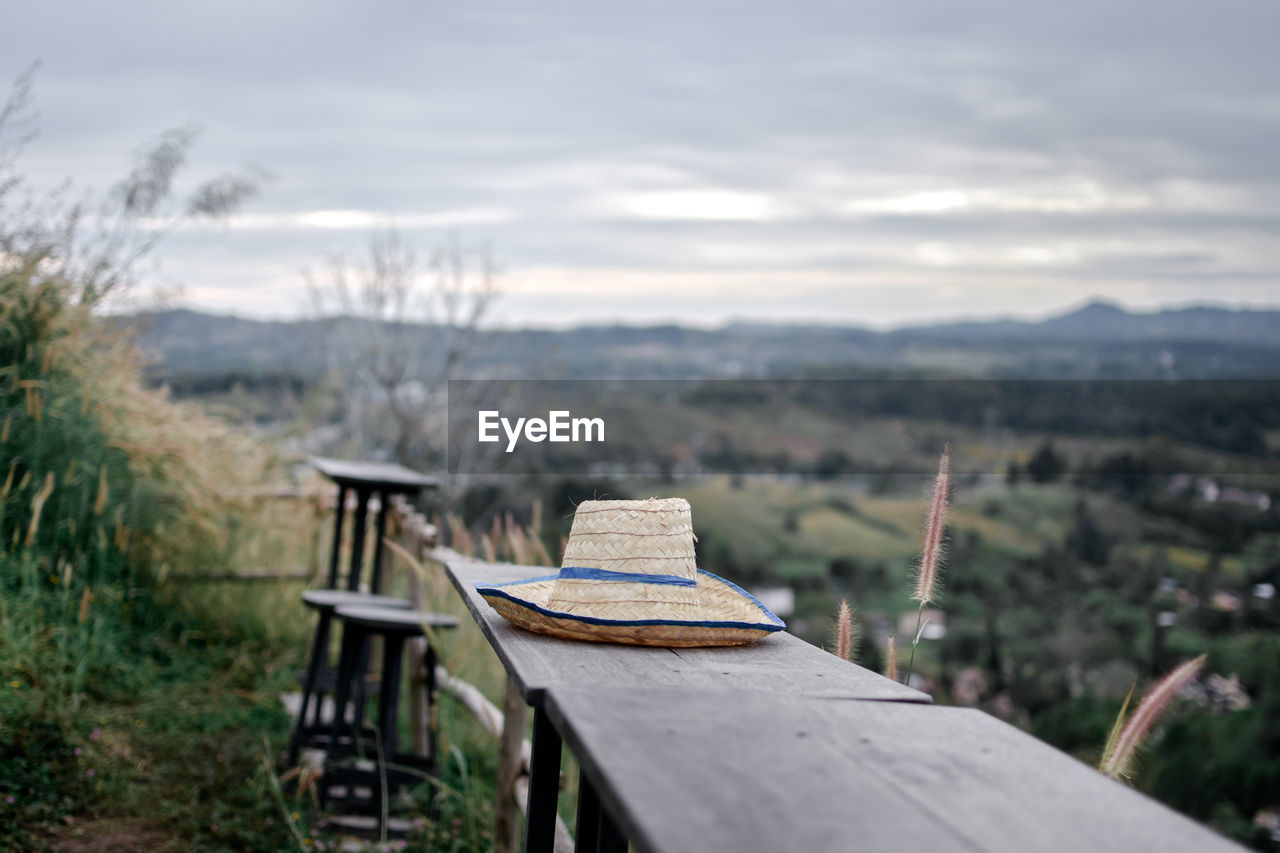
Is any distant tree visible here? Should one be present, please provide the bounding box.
[812,448,853,480]
[1086,451,1157,498]
[701,433,746,473]
[765,451,794,474]
[829,555,859,585]
[307,229,499,475]
[545,478,630,519]
[1026,441,1066,483]
[1066,501,1111,566]
[830,555,889,598]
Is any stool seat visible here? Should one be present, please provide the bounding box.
[302,589,412,611]
[334,605,459,634]
[309,456,439,492]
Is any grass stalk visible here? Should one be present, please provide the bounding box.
[904,603,924,685]
[833,598,858,662]
[261,746,312,852]
[884,634,898,682]
[905,444,950,685]
[1099,655,1206,781]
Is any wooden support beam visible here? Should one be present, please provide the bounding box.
[497,677,529,853]
[168,568,312,583]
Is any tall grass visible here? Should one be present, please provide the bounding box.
[1,266,281,645]
[1099,656,1207,781]
[905,444,950,685]
[0,237,306,849]
[1,70,289,848]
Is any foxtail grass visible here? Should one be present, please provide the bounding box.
[1099,655,1206,781]
[832,598,859,663]
[444,506,553,568]
[905,444,949,685]
[1099,680,1136,776]
[884,634,898,682]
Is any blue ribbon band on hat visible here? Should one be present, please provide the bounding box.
[558,566,697,587]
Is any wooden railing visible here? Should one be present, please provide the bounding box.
[379,497,1247,853]
[386,497,575,852]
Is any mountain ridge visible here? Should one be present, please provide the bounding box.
[124,299,1280,382]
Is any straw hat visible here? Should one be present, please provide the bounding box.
[476,498,785,647]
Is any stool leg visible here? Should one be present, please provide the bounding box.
[365,633,405,840]
[289,609,332,767]
[329,623,363,754]
[524,707,562,853]
[351,628,376,737]
[598,806,628,853]
[574,768,601,853]
[326,485,347,589]
[346,488,370,592]
[379,633,406,762]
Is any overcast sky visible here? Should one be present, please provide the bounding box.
[4,1,1278,328]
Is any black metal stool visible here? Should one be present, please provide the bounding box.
[287,457,439,767]
[324,605,459,833]
[308,457,440,594]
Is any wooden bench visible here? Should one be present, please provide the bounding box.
[548,686,1237,853]
[436,551,1246,853]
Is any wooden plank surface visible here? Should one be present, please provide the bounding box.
[546,686,1245,853]
[308,456,440,491]
[436,551,928,705]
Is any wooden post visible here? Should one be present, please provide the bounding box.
[495,677,528,853]
[394,498,430,760]
[396,496,429,607]
[408,636,432,760]
[371,491,390,594]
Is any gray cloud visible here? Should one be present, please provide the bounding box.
[4,0,1278,325]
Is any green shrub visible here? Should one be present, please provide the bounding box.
[0,693,95,849]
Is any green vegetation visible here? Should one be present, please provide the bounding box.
[678,447,1279,847]
[2,242,288,848]
[0,78,510,850]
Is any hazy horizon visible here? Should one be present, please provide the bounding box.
[116,293,1280,334]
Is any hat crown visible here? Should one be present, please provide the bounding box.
[560,498,696,577]
[548,497,701,616]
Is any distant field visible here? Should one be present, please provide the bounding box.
[666,461,1278,649]
[681,476,1075,570]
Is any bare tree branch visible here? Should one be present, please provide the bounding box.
[1,68,266,309]
[306,227,500,473]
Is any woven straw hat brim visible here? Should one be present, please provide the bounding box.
[477,570,785,648]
